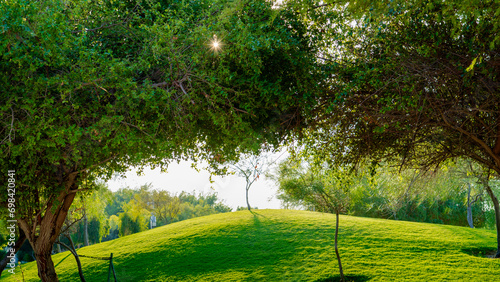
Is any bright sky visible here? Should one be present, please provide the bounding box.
[105,156,286,211]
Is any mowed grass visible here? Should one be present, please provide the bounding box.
[3,209,499,281]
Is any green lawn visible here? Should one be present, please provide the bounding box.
[3,209,499,281]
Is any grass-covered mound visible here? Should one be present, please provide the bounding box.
[3,210,499,281]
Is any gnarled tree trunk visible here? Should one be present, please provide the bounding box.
[34,249,58,281]
[18,175,79,281]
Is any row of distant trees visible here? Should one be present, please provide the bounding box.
[101,184,232,239]
[273,157,498,229]
[76,184,232,245]
[0,184,231,264]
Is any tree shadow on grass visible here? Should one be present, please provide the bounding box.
[461,247,498,258]
[314,274,371,282]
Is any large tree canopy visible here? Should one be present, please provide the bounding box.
[0,0,326,280]
[311,0,499,167]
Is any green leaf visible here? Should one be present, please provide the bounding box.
[466,57,477,72]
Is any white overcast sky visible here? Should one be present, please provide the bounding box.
[105,152,288,211]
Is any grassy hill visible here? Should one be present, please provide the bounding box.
[3,209,500,281]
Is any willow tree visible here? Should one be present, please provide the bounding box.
[298,0,500,257]
[0,0,325,280]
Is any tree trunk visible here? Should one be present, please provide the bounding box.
[30,222,64,282]
[334,210,345,282]
[0,228,26,278]
[83,213,89,247]
[246,186,251,211]
[467,183,474,228]
[34,250,58,282]
[467,205,474,228]
[19,175,79,281]
[484,184,500,258]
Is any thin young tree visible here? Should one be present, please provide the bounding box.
[230,153,267,211]
[230,149,285,211]
[274,157,350,282]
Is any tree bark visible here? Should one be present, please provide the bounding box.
[0,228,26,278]
[56,240,62,253]
[34,250,58,282]
[467,183,474,228]
[246,186,251,211]
[19,175,79,281]
[484,184,500,258]
[83,213,89,247]
[334,210,345,282]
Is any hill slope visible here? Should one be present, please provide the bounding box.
[3,210,500,281]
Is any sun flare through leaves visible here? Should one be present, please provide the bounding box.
[209,34,223,53]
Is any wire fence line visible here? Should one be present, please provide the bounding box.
[78,254,111,261]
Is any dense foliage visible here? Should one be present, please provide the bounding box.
[0,0,326,279]
[2,0,500,278]
[307,0,500,170]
